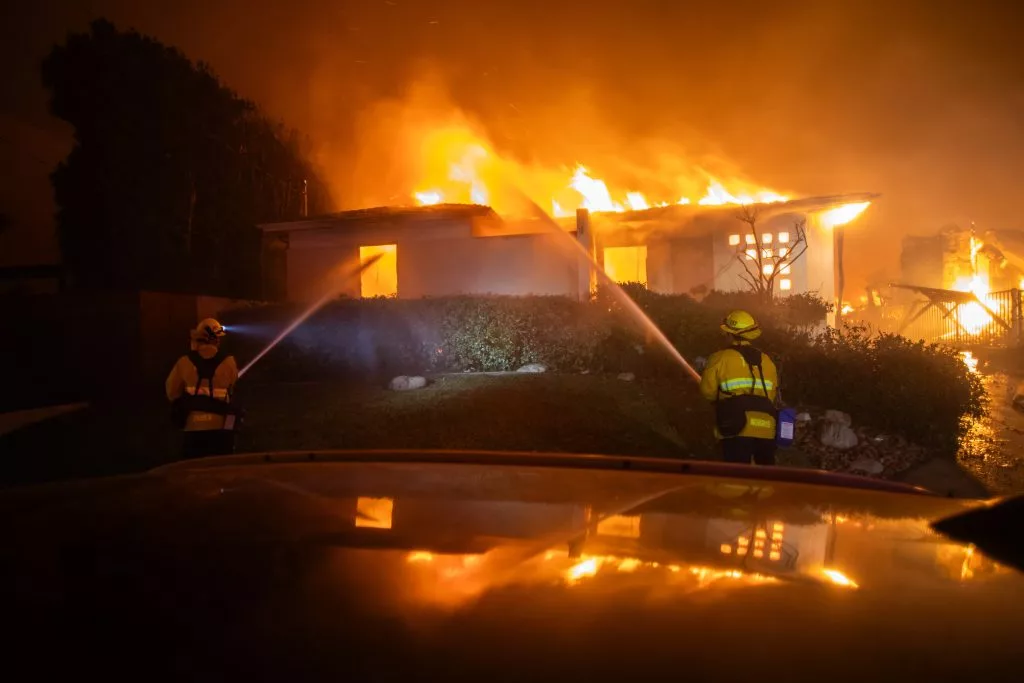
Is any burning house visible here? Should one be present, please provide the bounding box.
[258,127,878,311]
[259,193,876,314]
[887,226,1024,345]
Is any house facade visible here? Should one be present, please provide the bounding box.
[259,194,876,311]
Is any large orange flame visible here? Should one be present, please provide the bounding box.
[410,126,789,215]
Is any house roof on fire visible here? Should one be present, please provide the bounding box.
[258,193,879,236]
[258,203,497,233]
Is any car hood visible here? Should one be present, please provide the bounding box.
[3,450,1023,681]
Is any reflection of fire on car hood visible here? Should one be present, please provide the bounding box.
[3,450,1023,681]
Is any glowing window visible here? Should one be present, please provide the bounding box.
[355,497,394,529]
[728,234,741,246]
[779,247,788,258]
[762,233,773,244]
[762,248,773,259]
[360,244,398,298]
[780,278,792,291]
[745,249,757,260]
[762,264,774,276]
[603,246,647,284]
[778,232,790,243]
[720,544,733,554]
[596,514,641,538]
[769,551,781,561]
[753,549,764,559]
[745,234,756,245]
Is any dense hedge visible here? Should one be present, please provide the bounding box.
[221,288,984,452]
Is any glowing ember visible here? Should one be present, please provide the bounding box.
[822,568,858,588]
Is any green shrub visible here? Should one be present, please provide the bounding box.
[778,326,986,450]
[221,288,984,451]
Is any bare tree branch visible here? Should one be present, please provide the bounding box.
[728,212,810,302]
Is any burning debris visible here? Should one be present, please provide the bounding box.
[885,227,1024,344]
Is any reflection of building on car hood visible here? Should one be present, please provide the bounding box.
[4,454,1020,679]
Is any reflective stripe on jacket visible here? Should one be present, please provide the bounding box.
[699,343,779,440]
[165,345,238,431]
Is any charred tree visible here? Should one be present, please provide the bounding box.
[732,205,808,303]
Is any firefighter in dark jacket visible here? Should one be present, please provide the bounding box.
[699,310,779,466]
[165,319,239,459]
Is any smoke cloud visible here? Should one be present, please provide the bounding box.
[4,0,1024,289]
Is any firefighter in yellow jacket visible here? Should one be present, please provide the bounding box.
[699,310,779,466]
[165,318,240,459]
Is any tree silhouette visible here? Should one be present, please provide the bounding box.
[731,205,808,303]
[42,19,330,297]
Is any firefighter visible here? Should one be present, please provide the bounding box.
[699,309,779,466]
[165,318,240,460]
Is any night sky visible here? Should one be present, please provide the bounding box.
[3,0,1024,290]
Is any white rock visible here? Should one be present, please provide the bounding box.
[389,375,427,391]
[820,422,858,450]
[796,412,813,423]
[617,372,636,382]
[517,363,548,374]
[849,457,885,475]
[823,409,853,427]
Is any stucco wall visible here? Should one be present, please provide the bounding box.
[803,212,836,306]
[285,218,580,301]
[399,233,579,298]
[286,244,360,302]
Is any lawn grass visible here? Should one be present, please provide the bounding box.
[235,373,713,457]
[0,374,726,487]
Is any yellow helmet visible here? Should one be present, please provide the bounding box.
[191,318,227,344]
[720,309,761,340]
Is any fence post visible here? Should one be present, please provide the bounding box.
[1016,289,1023,346]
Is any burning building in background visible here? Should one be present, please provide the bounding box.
[881,226,1024,345]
